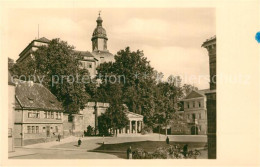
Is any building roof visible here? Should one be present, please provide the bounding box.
[73,50,95,58]
[91,15,108,40]
[124,110,144,119]
[35,37,50,43]
[201,35,216,47]
[91,50,114,62]
[184,89,205,99]
[15,81,63,111]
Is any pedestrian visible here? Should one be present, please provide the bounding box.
[183,144,188,157]
[78,138,82,147]
[166,136,169,144]
[127,146,132,159]
[58,134,61,142]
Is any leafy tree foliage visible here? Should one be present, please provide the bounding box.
[96,47,157,127]
[97,83,129,136]
[11,38,90,113]
[96,47,184,130]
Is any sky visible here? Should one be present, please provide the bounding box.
[3,8,215,89]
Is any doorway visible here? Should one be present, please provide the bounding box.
[191,126,198,135]
[46,126,50,137]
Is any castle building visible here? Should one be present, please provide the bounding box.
[16,13,114,77]
[202,36,216,159]
[12,13,144,141]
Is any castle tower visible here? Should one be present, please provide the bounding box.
[91,12,108,52]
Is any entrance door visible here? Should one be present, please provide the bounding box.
[191,126,198,135]
[46,126,50,137]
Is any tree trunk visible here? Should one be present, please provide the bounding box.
[159,126,161,141]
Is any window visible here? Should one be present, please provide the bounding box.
[193,101,195,108]
[28,111,40,118]
[187,102,190,108]
[56,112,62,120]
[47,112,51,119]
[51,112,54,119]
[36,111,40,118]
[192,113,196,120]
[44,111,47,118]
[87,63,92,68]
[32,126,35,133]
[27,126,31,133]
[42,127,46,132]
[55,126,59,133]
[36,126,39,133]
[199,101,201,107]
[8,128,12,137]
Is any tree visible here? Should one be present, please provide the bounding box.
[96,47,157,127]
[153,80,181,136]
[11,38,90,113]
[97,83,129,136]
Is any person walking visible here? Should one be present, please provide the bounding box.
[57,134,61,142]
[78,138,82,147]
[166,136,169,144]
[127,146,132,159]
[183,144,188,158]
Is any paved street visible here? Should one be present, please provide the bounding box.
[9,134,207,159]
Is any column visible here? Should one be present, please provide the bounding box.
[123,128,125,134]
[138,121,141,132]
[129,120,132,133]
[135,120,137,133]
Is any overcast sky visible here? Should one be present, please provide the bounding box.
[4,8,215,89]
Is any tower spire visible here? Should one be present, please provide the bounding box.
[91,11,108,52]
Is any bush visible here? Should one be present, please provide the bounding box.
[86,125,94,136]
[132,148,152,159]
[150,147,167,159]
[132,145,201,159]
[141,126,153,135]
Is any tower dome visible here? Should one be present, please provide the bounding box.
[91,12,108,52]
[91,16,108,41]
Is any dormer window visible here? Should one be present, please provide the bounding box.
[49,100,55,104]
[28,97,34,103]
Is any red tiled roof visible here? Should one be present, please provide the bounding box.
[15,81,63,111]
